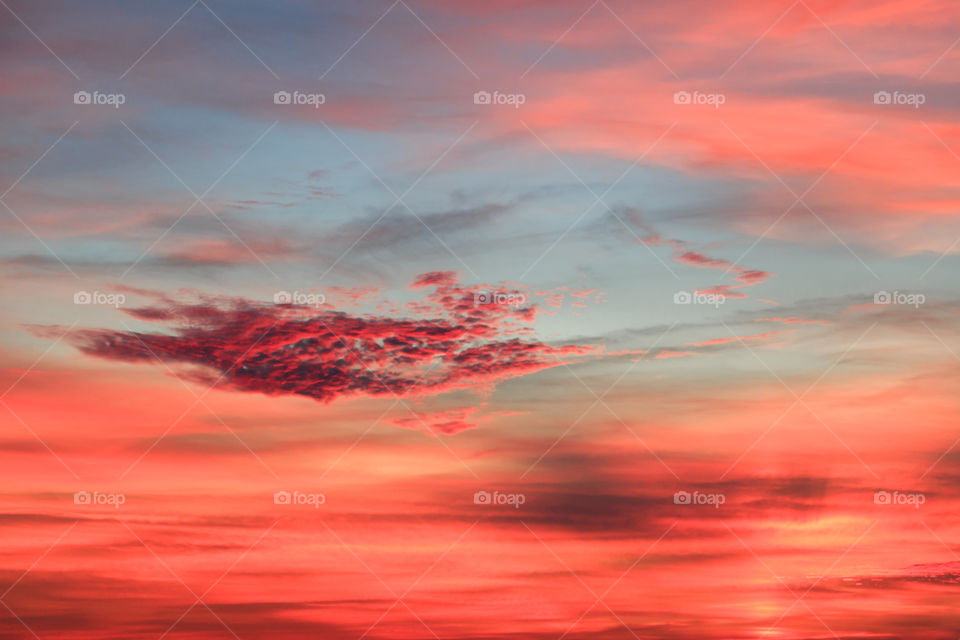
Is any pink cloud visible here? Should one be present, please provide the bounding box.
[33,273,599,409]
[689,329,798,347]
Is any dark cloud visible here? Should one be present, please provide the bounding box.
[33,273,596,407]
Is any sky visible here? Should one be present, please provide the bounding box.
[2,0,960,638]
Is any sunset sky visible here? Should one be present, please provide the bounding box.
[2,1,960,638]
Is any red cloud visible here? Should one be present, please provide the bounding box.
[689,329,797,347]
[42,273,598,406]
[674,250,772,294]
[757,316,832,326]
[410,271,458,288]
[385,404,527,435]
[641,237,773,299]
[389,407,482,435]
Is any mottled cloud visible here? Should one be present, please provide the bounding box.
[36,272,598,407]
